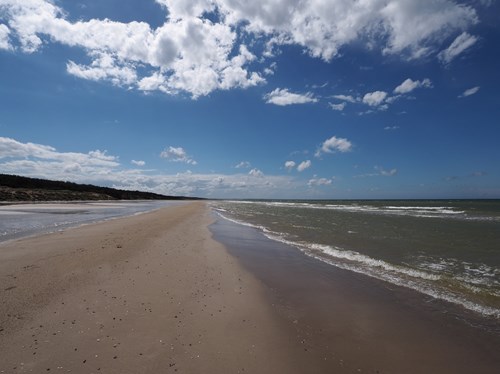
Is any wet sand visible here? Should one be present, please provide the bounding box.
[1,201,499,373]
[210,214,500,373]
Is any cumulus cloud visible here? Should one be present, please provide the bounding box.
[0,136,121,183]
[0,137,119,167]
[0,0,263,98]
[438,32,478,64]
[160,146,197,165]
[0,137,300,198]
[284,161,296,171]
[248,168,264,177]
[0,23,11,50]
[315,136,352,157]
[235,161,251,169]
[329,102,346,111]
[131,160,145,166]
[362,91,388,107]
[334,79,431,112]
[67,53,137,87]
[297,160,311,172]
[459,86,480,98]
[264,88,318,106]
[308,177,332,186]
[0,1,479,96]
[221,0,477,61]
[394,78,432,94]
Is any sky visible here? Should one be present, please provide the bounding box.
[0,0,499,199]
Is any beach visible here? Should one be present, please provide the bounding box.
[1,201,499,373]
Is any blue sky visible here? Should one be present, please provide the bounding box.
[0,0,499,199]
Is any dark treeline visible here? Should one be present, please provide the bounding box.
[0,174,198,201]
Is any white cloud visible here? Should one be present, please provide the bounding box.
[1,1,478,97]
[131,160,145,166]
[88,150,117,162]
[0,23,12,50]
[0,137,122,185]
[438,32,478,64]
[362,91,388,107]
[284,160,296,171]
[331,94,357,103]
[235,161,251,169]
[0,137,300,199]
[67,53,137,87]
[0,137,119,167]
[315,136,352,157]
[297,160,311,172]
[248,168,264,177]
[329,102,346,111]
[263,68,274,76]
[160,146,197,165]
[308,177,332,186]
[264,88,318,106]
[355,166,398,178]
[459,86,480,98]
[220,0,477,61]
[378,167,398,176]
[381,2,477,59]
[311,82,328,89]
[335,79,431,111]
[0,0,263,98]
[394,78,432,94]
[384,125,400,131]
[115,170,294,199]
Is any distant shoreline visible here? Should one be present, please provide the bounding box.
[0,200,188,245]
[0,174,202,201]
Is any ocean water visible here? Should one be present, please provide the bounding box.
[0,200,182,243]
[211,200,500,319]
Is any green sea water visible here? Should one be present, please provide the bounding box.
[212,200,500,318]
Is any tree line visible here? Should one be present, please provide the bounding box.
[0,174,197,201]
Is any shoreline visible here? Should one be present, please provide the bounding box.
[1,202,499,373]
[214,200,500,322]
[210,210,500,373]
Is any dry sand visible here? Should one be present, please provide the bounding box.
[0,202,325,373]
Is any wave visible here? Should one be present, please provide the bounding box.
[222,200,500,221]
[236,201,468,218]
[307,253,500,319]
[213,208,500,319]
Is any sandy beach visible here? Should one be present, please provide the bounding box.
[0,202,326,373]
[1,201,499,373]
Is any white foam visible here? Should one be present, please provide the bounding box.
[308,253,500,318]
[213,207,500,319]
[231,200,466,218]
[214,210,270,233]
[213,207,228,212]
[307,243,440,281]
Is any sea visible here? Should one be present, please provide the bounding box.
[0,200,182,243]
[211,199,500,319]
